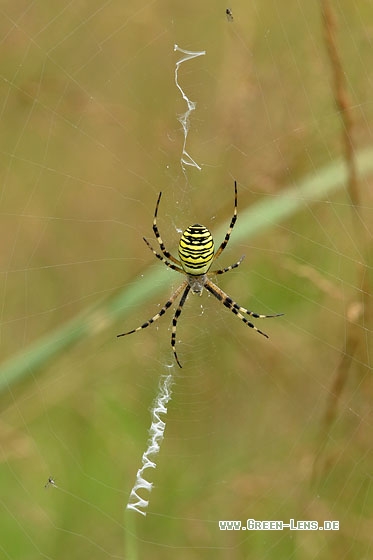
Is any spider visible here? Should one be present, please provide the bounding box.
[117,181,282,367]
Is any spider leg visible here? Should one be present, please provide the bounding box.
[213,180,238,261]
[210,255,245,275]
[153,192,182,266]
[117,280,188,338]
[204,279,283,338]
[143,237,184,273]
[171,284,191,368]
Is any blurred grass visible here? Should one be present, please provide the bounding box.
[0,1,372,559]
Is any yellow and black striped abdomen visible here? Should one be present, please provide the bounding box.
[178,224,214,275]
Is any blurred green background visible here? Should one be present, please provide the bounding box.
[0,1,372,558]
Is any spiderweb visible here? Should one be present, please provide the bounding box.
[1,2,372,559]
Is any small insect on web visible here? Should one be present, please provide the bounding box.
[226,8,234,22]
[117,181,283,368]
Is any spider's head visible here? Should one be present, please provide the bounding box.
[188,274,206,295]
[178,224,214,276]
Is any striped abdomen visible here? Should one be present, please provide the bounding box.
[178,224,214,275]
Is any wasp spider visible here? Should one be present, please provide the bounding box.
[117,181,282,367]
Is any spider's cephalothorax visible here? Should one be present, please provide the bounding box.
[117,181,283,368]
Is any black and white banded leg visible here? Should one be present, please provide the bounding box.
[205,279,283,338]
